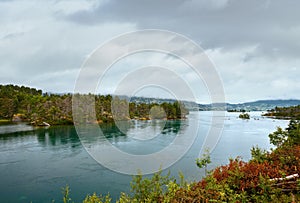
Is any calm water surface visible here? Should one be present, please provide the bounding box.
[0,111,289,202]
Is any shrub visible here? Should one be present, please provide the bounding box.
[239,113,250,119]
[59,120,300,202]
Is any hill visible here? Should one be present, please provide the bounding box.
[128,97,300,111]
[0,84,188,125]
[199,100,300,111]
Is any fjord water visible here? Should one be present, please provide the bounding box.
[0,112,289,202]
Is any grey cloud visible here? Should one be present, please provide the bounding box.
[1,0,299,102]
[63,0,300,59]
[1,32,24,40]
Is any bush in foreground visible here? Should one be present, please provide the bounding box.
[61,120,300,203]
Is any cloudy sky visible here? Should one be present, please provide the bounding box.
[0,0,299,103]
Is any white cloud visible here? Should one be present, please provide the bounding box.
[0,0,299,103]
[206,46,300,102]
[0,0,136,93]
[52,0,101,15]
[181,0,229,11]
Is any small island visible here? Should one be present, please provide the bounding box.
[239,112,250,119]
[227,109,247,112]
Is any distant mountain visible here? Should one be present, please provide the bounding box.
[199,99,300,111]
[124,96,300,111]
[121,96,200,110]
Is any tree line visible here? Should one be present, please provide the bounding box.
[0,84,188,125]
[263,105,300,119]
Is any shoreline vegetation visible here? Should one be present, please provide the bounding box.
[0,84,188,126]
[1,84,300,126]
[61,119,300,203]
[0,119,12,125]
[65,105,298,202]
[1,84,300,202]
[57,105,299,202]
[263,105,300,120]
[238,112,250,119]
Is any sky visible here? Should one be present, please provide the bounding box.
[0,0,299,103]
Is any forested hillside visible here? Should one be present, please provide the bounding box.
[263,105,300,119]
[0,85,188,125]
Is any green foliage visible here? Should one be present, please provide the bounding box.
[264,105,300,119]
[58,112,300,203]
[62,185,72,203]
[239,113,250,119]
[250,145,269,163]
[196,149,211,169]
[286,120,300,145]
[129,170,173,202]
[196,148,211,176]
[149,105,166,119]
[117,192,133,203]
[83,193,111,203]
[160,101,188,120]
[0,119,12,125]
[117,120,300,202]
[269,126,287,147]
[118,171,192,203]
[0,84,189,125]
[269,120,300,147]
[61,185,112,203]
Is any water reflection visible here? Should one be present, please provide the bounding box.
[162,120,182,134]
[0,120,186,156]
[0,123,34,135]
[36,126,81,149]
[75,120,187,155]
[116,120,186,154]
[0,112,291,203]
